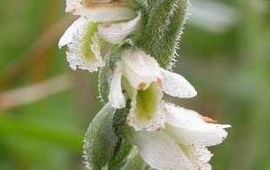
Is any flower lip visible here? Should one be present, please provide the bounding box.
[59,17,105,72]
[130,104,231,170]
[127,83,165,131]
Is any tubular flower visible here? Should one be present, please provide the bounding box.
[108,50,197,130]
[59,0,140,72]
[131,103,231,170]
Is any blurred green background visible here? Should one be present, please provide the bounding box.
[0,0,269,170]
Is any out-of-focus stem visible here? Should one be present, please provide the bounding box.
[0,75,74,111]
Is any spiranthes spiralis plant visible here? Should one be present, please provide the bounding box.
[59,0,231,169]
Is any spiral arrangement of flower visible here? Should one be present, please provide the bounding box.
[59,0,230,169]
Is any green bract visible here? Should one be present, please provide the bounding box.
[136,0,189,68]
[98,64,113,103]
[98,45,122,103]
[83,104,117,170]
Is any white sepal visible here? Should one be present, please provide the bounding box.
[161,68,197,98]
[121,50,161,90]
[164,103,231,146]
[59,17,86,49]
[193,145,213,170]
[98,12,141,44]
[131,131,194,170]
[83,7,136,22]
[66,0,137,22]
[108,64,126,109]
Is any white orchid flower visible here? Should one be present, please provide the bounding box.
[131,103,231,170]
[59,18,105,72]
[108,50,197,130]
[59,0,141,72]
[66,0,137,22]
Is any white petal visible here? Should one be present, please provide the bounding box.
[108,64,126,109]
[131,131,194,170]
[122,50,161,90]
[98,12,141,44]
[161,69,197,98]
[194,145,213,170]
[59,17,86,48]
[164,103,231,146]
[179,144,213,170]
[84,7,136,22]
[67,1,137,22]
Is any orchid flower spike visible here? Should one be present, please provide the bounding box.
[59,0,140,72]
[108,50,197,131]
[58,1,232,170]
[131,103,231,170]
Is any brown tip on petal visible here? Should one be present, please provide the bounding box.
[126,117,131,124]
[138,83,148,90]
[203,116,218,124]
[157,78,163,88]
[102,23,112,28]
